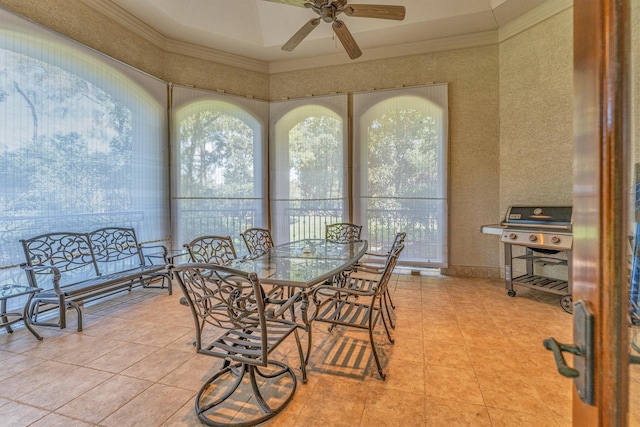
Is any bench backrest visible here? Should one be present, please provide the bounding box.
[89,227,145,275]
[21,232,99,286]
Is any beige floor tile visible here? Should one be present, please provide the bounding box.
[0,360,78,399]
[425,396,492,426]
[481,382,551,415]
[159,353,223,391]
[424,365,484,405]
[360,387,426,426]
[133,323,194,347]
[160,397,202,427]
[25,333,125,365]
[0,354,46,382]
[0,401,49,427]
[294,394,366,427]
[56,374,153,424]
[120,347,195,381]
[487,406,560,427]
[17,366,113,410]
[101,383,194,427]
[30,412,95,427]
[423,340,472,369]
[85,341,160,373]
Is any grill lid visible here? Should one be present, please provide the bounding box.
[501,206,572,230]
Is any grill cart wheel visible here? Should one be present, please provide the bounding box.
[560,295,573,314]
[507,290,516,297]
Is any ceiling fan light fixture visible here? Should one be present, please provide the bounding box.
[268,0,406,59]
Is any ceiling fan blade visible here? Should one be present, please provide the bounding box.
[282,18,321,51]
[263,0,308,7]
[344,5,406,20]
[332,20,362,59]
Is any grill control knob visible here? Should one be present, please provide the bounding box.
[509,233,517,240]
[551,236,560,244]
[529,234,538,242]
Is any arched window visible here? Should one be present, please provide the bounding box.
[172,88,268,250]
[354,85,449,266]
[270,95,348,242]
[0,9,168,285]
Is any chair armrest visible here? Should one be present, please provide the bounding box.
[265,290,303,319]
[354,264,384,273]
[311,283,376,301]
[364,251,388,258]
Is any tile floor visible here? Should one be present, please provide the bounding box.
[0,272,574,426]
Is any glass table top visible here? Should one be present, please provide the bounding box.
[228,239,368,287]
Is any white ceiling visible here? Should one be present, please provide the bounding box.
[88,0,553,71]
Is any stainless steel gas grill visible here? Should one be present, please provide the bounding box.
[496,206,573,313]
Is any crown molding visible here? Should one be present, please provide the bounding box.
[81,0,570,75]
[80,0,269,74]
[498,0,573,43]
[269,30,499,74]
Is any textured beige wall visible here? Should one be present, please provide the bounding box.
[499,9,574,213]
[497,9,573,279]
[0,0,270,99]
[270,48,501,276]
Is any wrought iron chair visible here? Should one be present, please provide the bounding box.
[241,228,275,257]
[353,231,407,327]
[174,263,308,426]
[183,235,237,265]
[310,243,403,380]
[325,223,363,287]
[325,222,363,242]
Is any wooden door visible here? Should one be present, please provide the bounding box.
[570,0,630,425]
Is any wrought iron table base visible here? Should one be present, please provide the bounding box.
[1,285,42,340]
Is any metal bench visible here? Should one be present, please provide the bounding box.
[21,227,170,331]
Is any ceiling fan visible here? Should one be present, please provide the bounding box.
[265,0,406,59]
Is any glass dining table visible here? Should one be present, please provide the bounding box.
[228,238,368,288]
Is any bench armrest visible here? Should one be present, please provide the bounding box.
[140,243,168,264]
[20,264,62,294]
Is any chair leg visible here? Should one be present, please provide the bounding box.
[386,287,396,309]
[368,319,386,380]
[382,292,396,329]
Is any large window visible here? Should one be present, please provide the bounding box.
[172,87,268,252]
[0,9,169,286]
[354,85,448,266]
[270,95,348,244]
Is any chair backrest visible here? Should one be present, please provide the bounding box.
[325,222,362,242]
[174,263,268,365]
[376,243,404,295]
[183,235,237,265]
[241,228,274,256]
[390,231,407,253]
